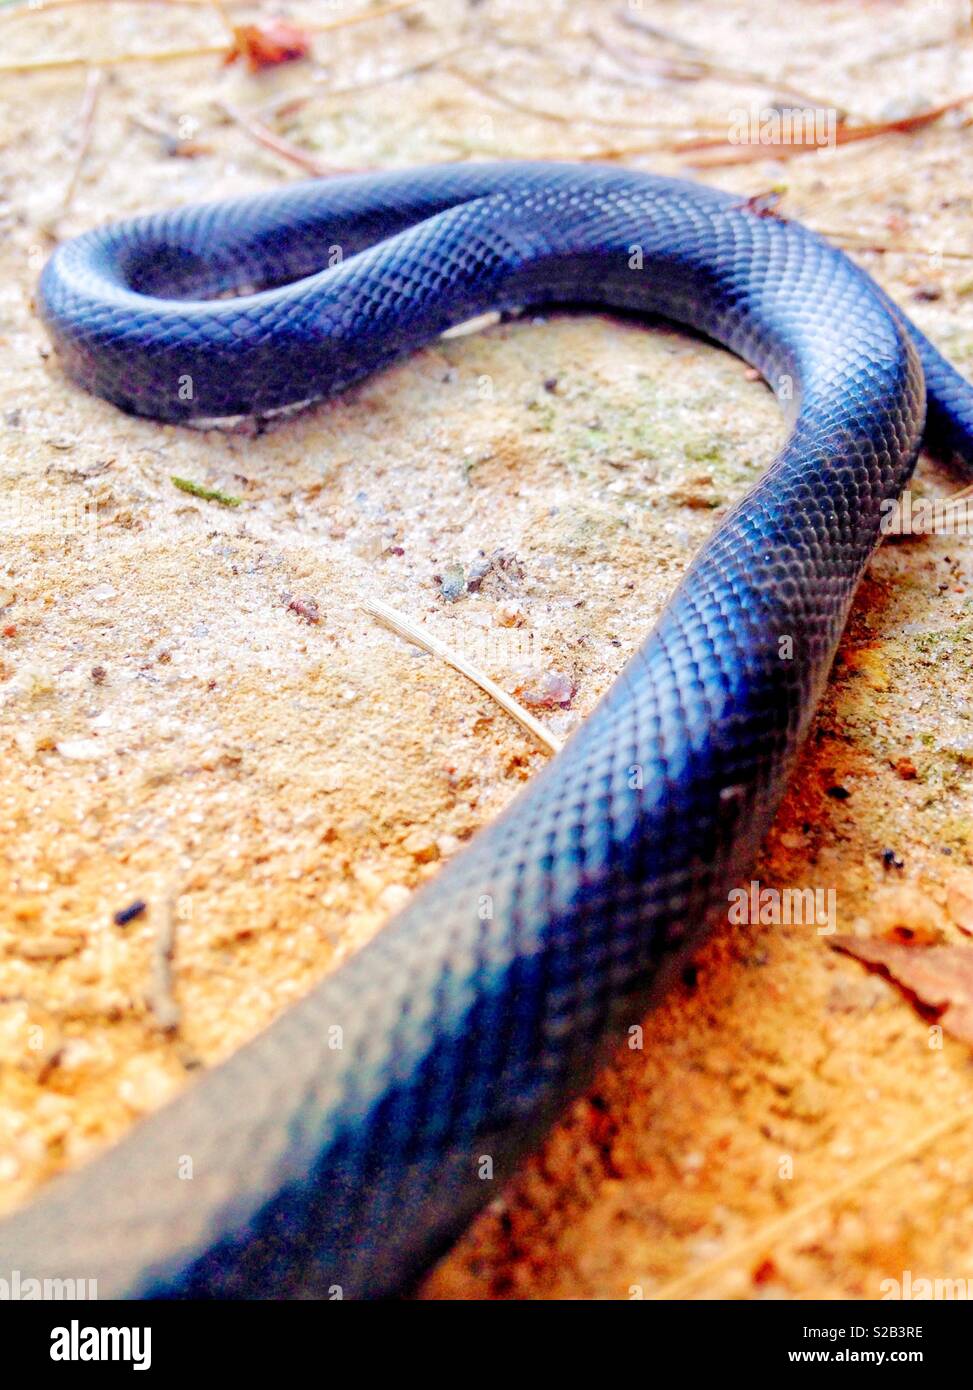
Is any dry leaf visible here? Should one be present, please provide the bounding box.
[946,870,973,935]
[226,21,312,72]
[831,935,973,1044]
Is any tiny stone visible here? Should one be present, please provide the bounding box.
[519,670,574,708]
[495,601,525,628]
[378,883,412,915]
[467,555,492,591]
[439,563,466,602]
[55,738,102,761]
[403,829,439,864]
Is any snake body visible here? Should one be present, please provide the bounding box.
[6,163,973,1297]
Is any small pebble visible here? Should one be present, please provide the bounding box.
[495,601,525,628]
[467,555,492,592]
[403,829,439,864]
[55,738,102,761]
[519,670,574,708]
[778,830,807,850]
[439,563,466,602]
[378,883,412,915]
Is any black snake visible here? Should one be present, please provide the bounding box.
[3,162,972,1298]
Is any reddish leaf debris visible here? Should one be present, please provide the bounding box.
[226,21,312,73]
[831,935,973,1046]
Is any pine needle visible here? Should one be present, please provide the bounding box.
[60,66,103,217]
[146,894,180,1035]
[0,0,420,73]
[217,102,347,178]
[649,1103,973,1299]
[362,597,562,755]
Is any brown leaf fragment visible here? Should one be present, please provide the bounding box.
[946,870,973,935]
[830,935,973,1045]
[226,22,312,73]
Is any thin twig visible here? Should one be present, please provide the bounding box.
[363,597,562,755]
[811,227,973,262]
[218,102,358,177]
[0,44,228,74]
[207,0,235,40]
[3,0,247,14]
[680,91,973,166]
[884,480,973,538]
[146,895,180,1035]
[254,46,475,121]
[591,25,845,116]
[613,6,706,56]
[1,0,419,22]
[572,141,698,162]
[779,156,919,226]
[846,32,961,73]
[60,66,103,217]
[651,1103,973,1299]
[0,0,421,73]
[128,110,212,157]
[447,65,727,133]
[304,0,419,36]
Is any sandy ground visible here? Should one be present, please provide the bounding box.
[1,0,973,1299]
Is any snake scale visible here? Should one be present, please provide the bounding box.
[4,162,973,1298]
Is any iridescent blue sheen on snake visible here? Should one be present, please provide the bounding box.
[5,163,973,1298]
